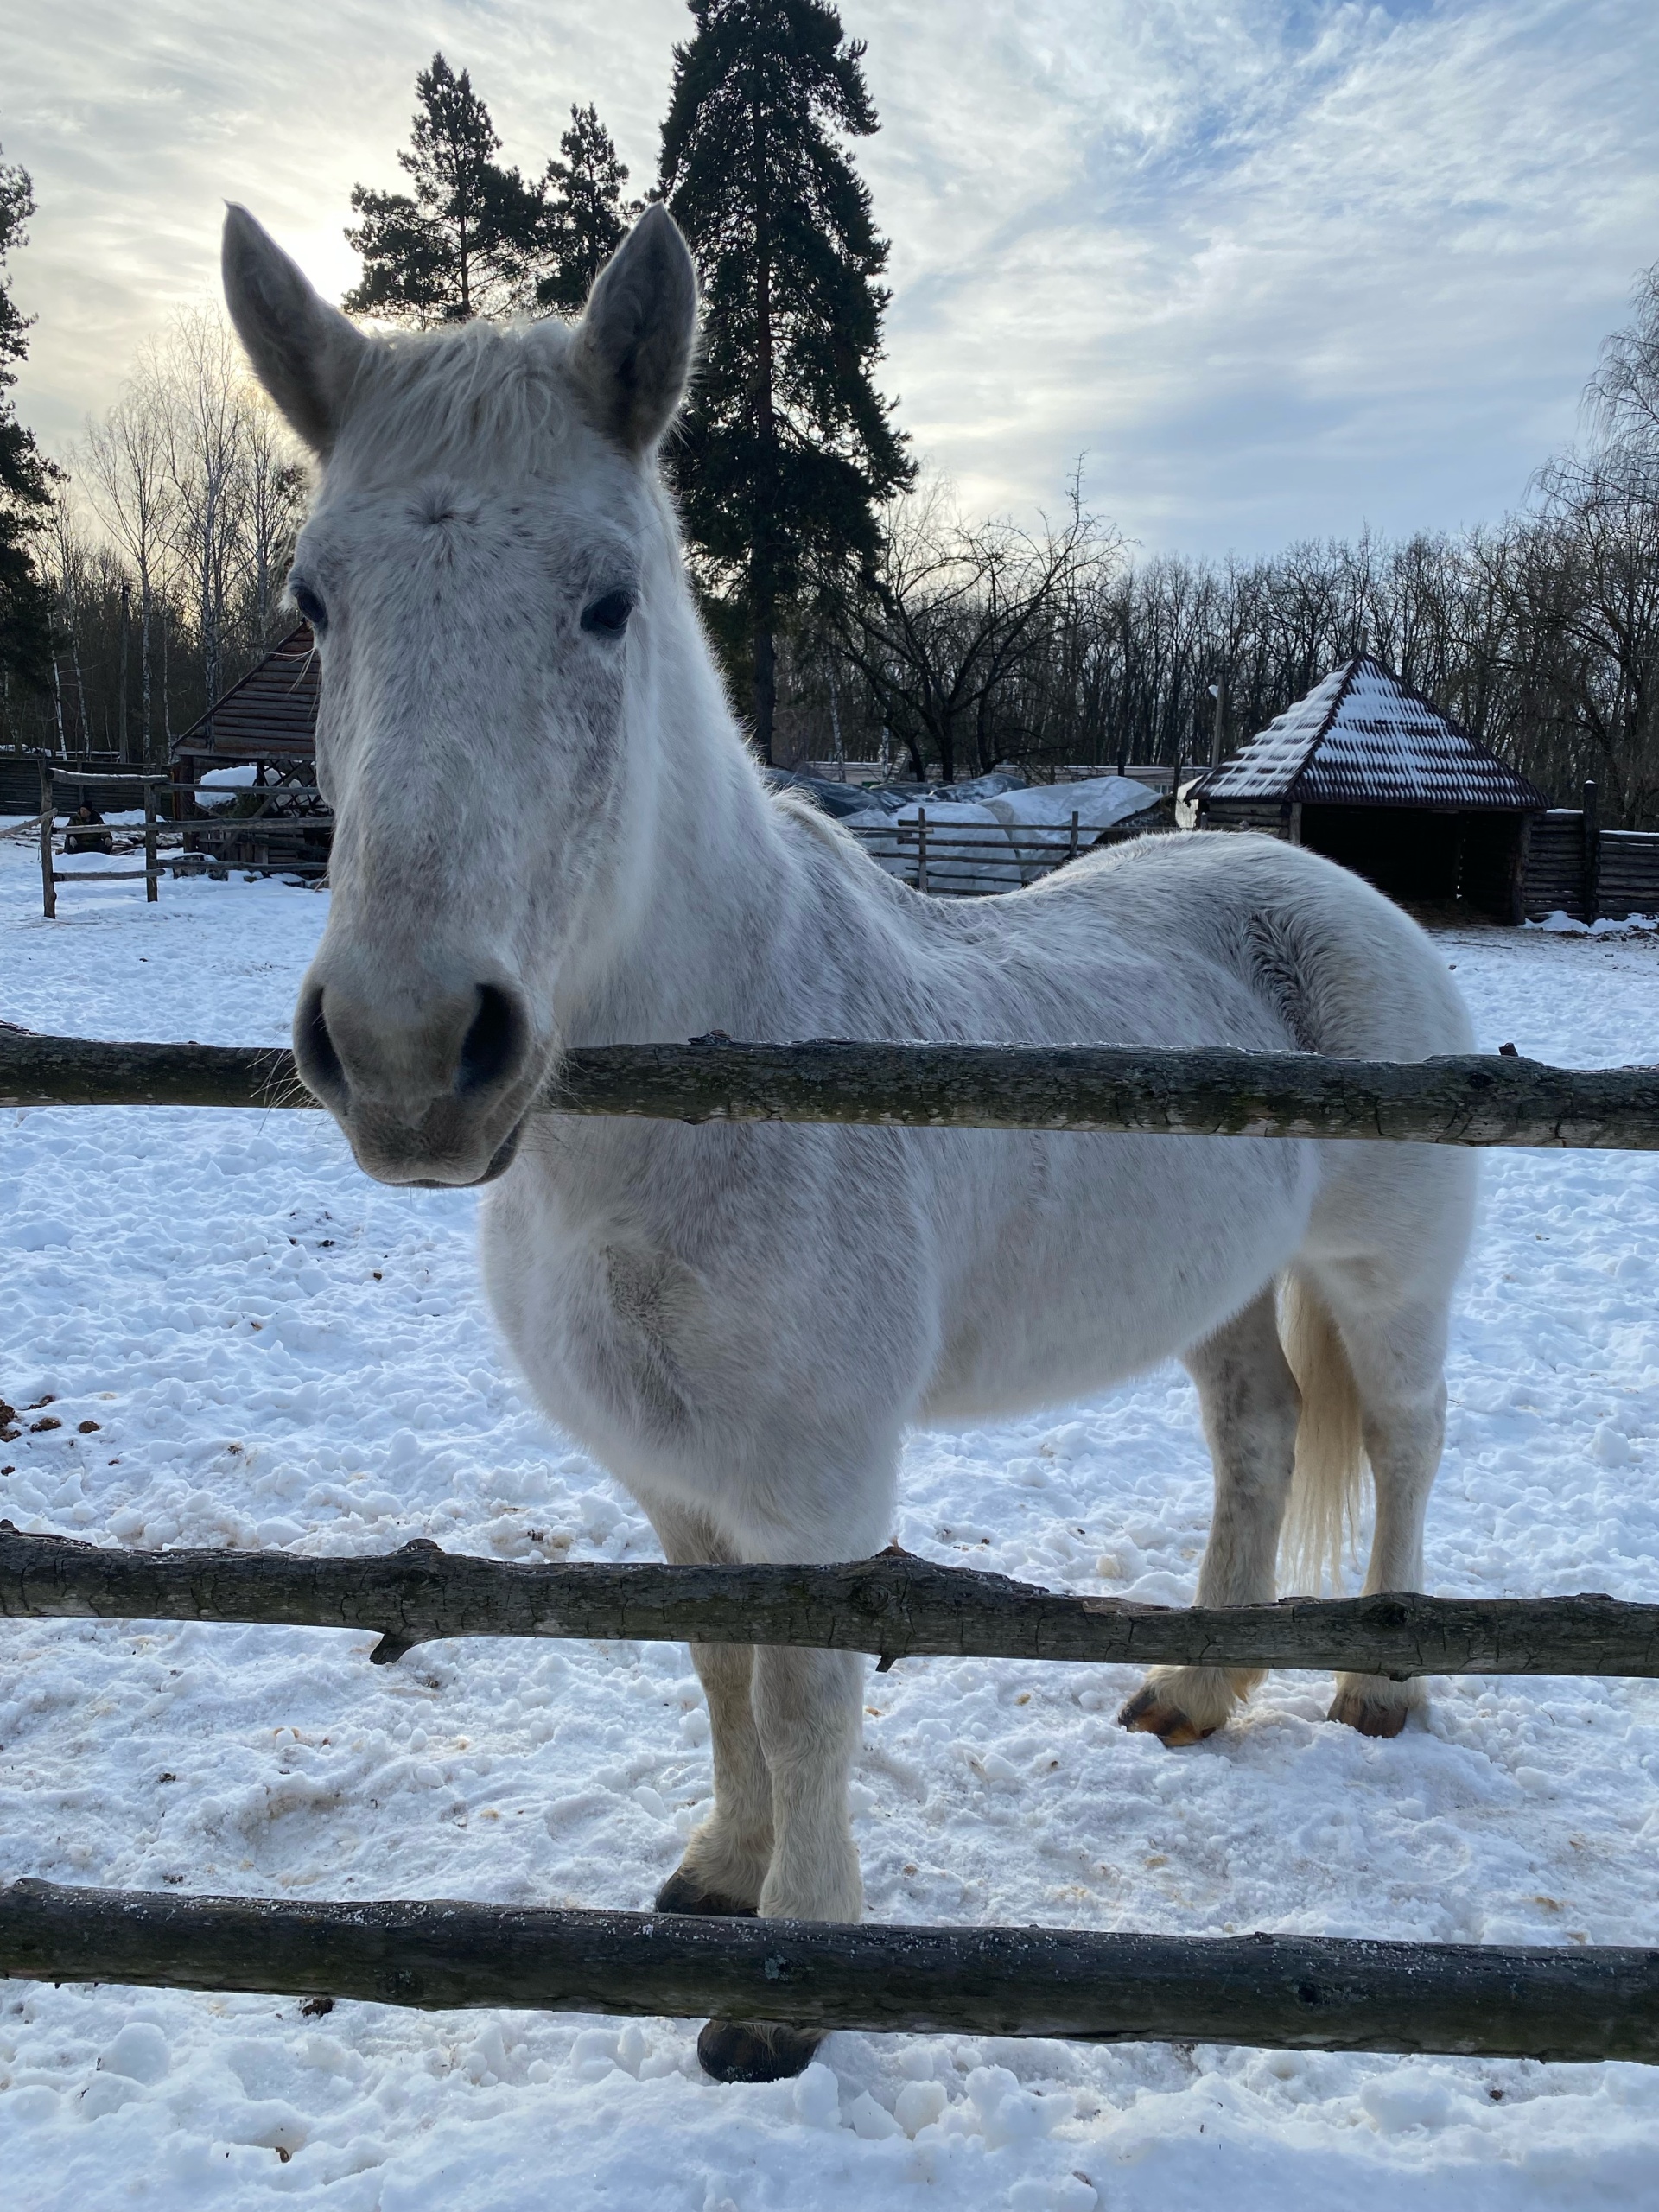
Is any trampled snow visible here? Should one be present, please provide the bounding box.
[2,829,1657,2209]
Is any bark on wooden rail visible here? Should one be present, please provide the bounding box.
[2,1879,1655,2061]
[4,1527,1656,1679]
[3,1022,1659,1147]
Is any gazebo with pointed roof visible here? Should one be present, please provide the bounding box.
[1190,656,1545,922]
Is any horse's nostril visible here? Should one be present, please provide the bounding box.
[458,984,526,1096]
[296,984,347,1103]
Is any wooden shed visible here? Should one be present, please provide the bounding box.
[1189,657,1546,922]
[171,621,321,792]
[170,622,329,875]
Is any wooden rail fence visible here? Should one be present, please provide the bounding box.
[3,1527,1655,1680]
[3,1880,1655,2061]
[4,1026,1659,1149]
[5,1024,1659,2060]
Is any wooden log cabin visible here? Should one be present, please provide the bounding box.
[170,622,329,877]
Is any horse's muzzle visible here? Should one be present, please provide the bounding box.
[293,974,542,1186]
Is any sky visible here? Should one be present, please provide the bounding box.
[2,0,1656,557]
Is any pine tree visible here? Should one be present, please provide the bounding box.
[659,0,912,760]
[345,54,545,323]
[0,149,57,702]
[537,105,641,318]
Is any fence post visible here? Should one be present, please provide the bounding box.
[917,808,928,895]
[143,774,158,904]
[1582,781,1599,924]
[1068,810,1079,865]
[38,761,55,922]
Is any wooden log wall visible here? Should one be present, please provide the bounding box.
[1524,810,1659,923]
[1595,830,1659,921]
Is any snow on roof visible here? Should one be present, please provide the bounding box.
[1192,657,1545,811]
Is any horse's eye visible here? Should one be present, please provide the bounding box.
[292,582,328,632]
[581,589,634,636]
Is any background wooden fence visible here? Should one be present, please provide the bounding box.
[1523,786,1659,921]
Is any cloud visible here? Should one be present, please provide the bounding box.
[3,0,1656,554]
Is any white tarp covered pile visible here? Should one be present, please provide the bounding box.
[842,775,1160,892]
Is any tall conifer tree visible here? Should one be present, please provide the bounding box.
[346,55,544,323]
[0,149,56,700]
[659,0,912,760]
[537,105,641,317]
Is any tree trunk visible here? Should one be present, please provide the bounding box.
[119,580,131,762]
[140,573,153,769]
[748,84,777,765]
[752,617,776,761]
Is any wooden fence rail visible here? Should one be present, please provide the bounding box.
[3,1879,1655,2061]
[3,1528,1656,1678]
[4,1026,1659,1148]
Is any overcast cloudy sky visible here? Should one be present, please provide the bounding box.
[3,0,1656,555]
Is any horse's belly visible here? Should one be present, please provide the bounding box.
[919,1130,1316,1419]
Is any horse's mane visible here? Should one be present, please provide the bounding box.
[336,315,586,480]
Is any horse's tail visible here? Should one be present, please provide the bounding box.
[1278,1273,1368,1593]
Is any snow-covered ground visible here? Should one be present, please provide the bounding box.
[3,833,1658,2210]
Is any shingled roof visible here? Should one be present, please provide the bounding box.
[1192,657,1544,811]
[172,622,319,763]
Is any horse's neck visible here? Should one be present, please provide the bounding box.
[555,612,836,1047]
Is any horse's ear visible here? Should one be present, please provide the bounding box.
[569,203,697,453]
[221,204,366,456]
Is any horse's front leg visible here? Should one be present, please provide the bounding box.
[645,1488,875,2086]
[1121,1287,1300,1745]
[695,1641,866,2085]
[752,1642,865,1923]
[645,1504,774,1916]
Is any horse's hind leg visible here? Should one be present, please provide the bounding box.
[1310,1271,1451,1738]
[646,1503,775,1916]
[1120,1287,1300,1745]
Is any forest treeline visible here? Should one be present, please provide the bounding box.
[777,315,1659,823]
[3,2,1658,822]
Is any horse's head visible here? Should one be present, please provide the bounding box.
[222,202,697,1186]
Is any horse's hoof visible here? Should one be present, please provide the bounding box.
[696,2018,822,2083]
[1328,1688,1410,1738]
[1117,1684,1218,1747]
[654,1867,759,1916]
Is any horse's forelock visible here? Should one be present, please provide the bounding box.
[333,318,588,482]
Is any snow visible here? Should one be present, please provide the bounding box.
[194,764,261,811]
[3,838,1659,2209]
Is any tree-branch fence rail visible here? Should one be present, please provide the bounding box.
[3,1023,1658,2056]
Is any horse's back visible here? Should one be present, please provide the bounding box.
[972,827,1474,1062]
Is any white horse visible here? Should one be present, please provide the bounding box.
[223,202,1475,2082]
